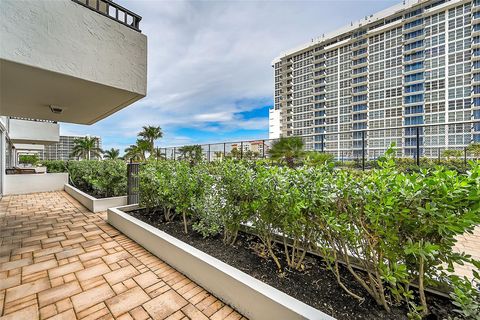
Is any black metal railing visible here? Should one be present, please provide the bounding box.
[157,121,480,171]
[72,0,142,32]
[9,117,57,124]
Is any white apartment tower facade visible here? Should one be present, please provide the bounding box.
[271,0,480,158]
[40,135,102,161]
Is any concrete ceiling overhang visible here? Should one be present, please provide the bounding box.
[14,144,45,151]
[0,59,145,125]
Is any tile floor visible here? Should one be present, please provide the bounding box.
[0,191,245,320]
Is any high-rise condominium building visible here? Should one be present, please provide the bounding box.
[39,135,102,161]
[271,0,480,158]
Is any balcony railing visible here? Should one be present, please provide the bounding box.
[9,117,57,124]
[72,0,142,32]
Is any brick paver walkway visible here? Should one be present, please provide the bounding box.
[0,191,245,320]
[454,225,480,279]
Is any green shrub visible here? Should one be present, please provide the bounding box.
[303,151,334,167]
[192,163,223,238]
[68,160,127,198]
[39,160,68,173]
[217,160,257,245]
[170,161,202,233]
[137,157,480,315]
[19,154,39,166]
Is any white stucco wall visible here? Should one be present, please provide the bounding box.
[9,119,59,144]
[4,173,68,195]
[0,0,147,96]
[64,184,127,212]
[269,108,281,140]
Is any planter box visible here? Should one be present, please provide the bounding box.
[108,205,335,320]
[4,173,68,195]
[65,184,127,213]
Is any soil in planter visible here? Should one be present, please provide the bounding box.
[128,209,455,320]
[69,183,123,199]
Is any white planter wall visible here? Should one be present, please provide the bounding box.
[64,184,127,212]
[108,206,335,320]
[4,173,68,195]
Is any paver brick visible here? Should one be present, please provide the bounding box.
[0,258,32,272]
[48,261,83,279]
[0,192,246,320]
[104,265,140,285]
[22,259,57,275]
[75,262,110,281]
[105,286,150,317]
[38,281,82,307]
[5,277,50,303]
[133,271,160,288]
[71,283,115,312]
[0,304,38,320]
[143,290,188,320]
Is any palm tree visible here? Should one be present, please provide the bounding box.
[71,137,102,160]
[136,139,152,160]
[303,151,334,166]
[138,125,163,155]
[124,144,144,161]
[268,137,305,168]
[214,151,223,161]
[103,148,120,160]
[152,147,165,161]
[178,145,203,165]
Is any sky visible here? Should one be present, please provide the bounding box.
[61,0,398,153]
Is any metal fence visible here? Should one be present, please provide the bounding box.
[158,121,480,169]
[72,0,142,32]
[126,121,480,202]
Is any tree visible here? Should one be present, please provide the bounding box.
[268,137,305,168]
[103,148,120,160]
[303,151,334,166]
[136,139,152,160]
[442,149,463,160]
[244,150,259,160]
[229,148,241,160]
[19,154,39,166]
[71,137,102,160]
[466,142,480,158]
[214,151,224,161]
[124,144,144,162]
[138,125,163,155]
[152,147,165,161]
[178,145,203,166]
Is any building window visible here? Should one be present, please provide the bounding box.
[353,104,367,112]
[404,40,424,51]
[405,62,424,72]
[405,94,424,104]
[404,18,424,30]
[405,105,424,114]
[405,72,424,82]
[405,116,424,125]
[405,83,424,93]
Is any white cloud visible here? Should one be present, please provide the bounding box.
[62,0,396,150]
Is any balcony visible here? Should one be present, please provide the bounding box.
[8,118,60,145]
[473,24,480,37]
[0,0,147,125]
[73,0,142,32]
